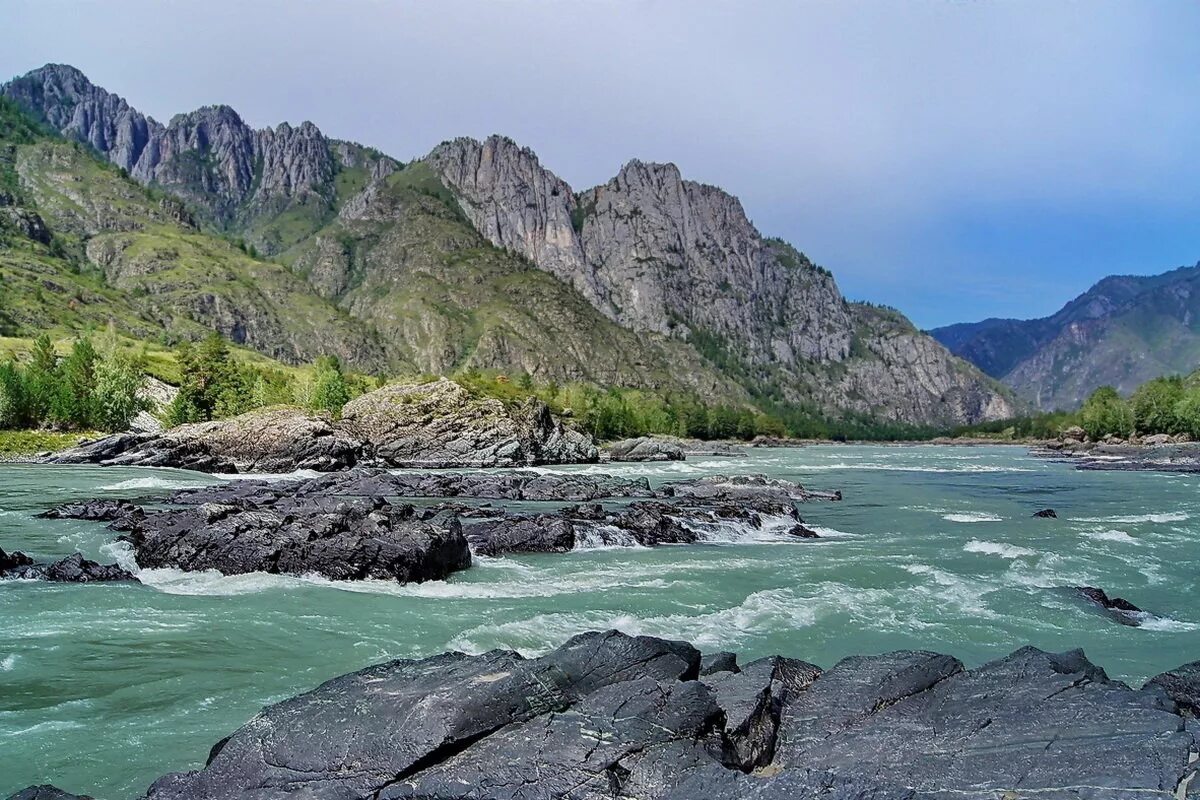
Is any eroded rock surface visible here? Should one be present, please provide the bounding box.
[340,378,597,468]
[70,631,1197,800]
[119,497,470,583]
[49,407,359,473]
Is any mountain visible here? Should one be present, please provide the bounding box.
[2,63,1015,426]
[932,264,1200,410]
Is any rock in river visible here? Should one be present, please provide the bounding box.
[340,378,598,467]
[49,407,359,473]
[69,630,1196,800]
[605,436,686,462]
[0,548,136,583]
[120,496,471,583]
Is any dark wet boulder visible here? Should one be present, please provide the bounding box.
[169,468,653,506]
[142,631,698,800]
[464,515,576,556]
[1033,508,1058,518]
[606,436,686,462]
[786,523,820,538]
[0,546,34,571]
[122,497,471,583]
[661,474,840,514]
[1076,585,1148,626]
[381,678,725,800]
[699,651,739,676]
[771,645,1192,798]
[5,787,94,800]
[611,502,699,546]
[37,499,144,529]
[1145,659,1200,716]
[0,550,136,583]
[114,633,1199,800]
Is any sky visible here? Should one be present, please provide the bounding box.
[5,0,1199,329]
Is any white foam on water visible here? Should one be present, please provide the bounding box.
[447,587,821,655]
[943,512,1003,523]
[1082,529,1141,545]
[1137,615,1200,632]
[791,463,1034,474]
[1076,512,1189,524]
[0,654,16,671]
[214,469,322,482]
[963,540,1036,559]
[903,563,998,618]
[1,720,84,738]
[99,477,196,492]
[806,525,859,538]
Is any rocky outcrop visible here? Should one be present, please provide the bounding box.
[57,631,1196,800]
[120,496,470,582]
[45,469,837,564]
[1146,660,1200,717]
[49,407,360,473]
[47,382,599,473]
[0,548,136,582]
[605,436,686,462]
[340,378,597,467]
[429,136,1015,426]
[1033,508,1058,518]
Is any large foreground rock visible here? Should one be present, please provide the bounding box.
[120,497,471,582]
[100,631,1197,800]
[49,407,359,473]
[340,378,598,467]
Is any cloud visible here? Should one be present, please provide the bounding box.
[5,0,1199,327]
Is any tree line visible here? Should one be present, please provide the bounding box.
[1077,375,1200,440]
[0,333,147,432]
[164,333,360,426]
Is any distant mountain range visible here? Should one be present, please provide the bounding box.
[932,264,1200,410]
[0,63,1015,426]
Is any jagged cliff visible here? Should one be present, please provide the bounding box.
[3,64,396,256]
[428,135,1014,423]
[4,64,1015,425]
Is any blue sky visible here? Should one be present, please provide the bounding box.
[5,0,1199,329]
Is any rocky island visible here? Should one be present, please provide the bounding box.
[36,470,838,582]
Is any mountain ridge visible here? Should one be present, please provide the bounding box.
[2,63,1015,426]
[933,263,1200,410]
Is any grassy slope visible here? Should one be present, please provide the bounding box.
[1,120,390,371]
[287,162,748,401]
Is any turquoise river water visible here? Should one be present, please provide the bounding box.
[1,445,1198,798]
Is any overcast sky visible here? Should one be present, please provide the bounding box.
[5,0,1199,328]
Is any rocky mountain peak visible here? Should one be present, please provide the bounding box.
[4,63,162,174]
[2,65,392,252]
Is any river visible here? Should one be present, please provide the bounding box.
[1,445,1197,798]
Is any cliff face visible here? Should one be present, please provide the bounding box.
[429,135,1013,424]
[5,64,1015,426]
